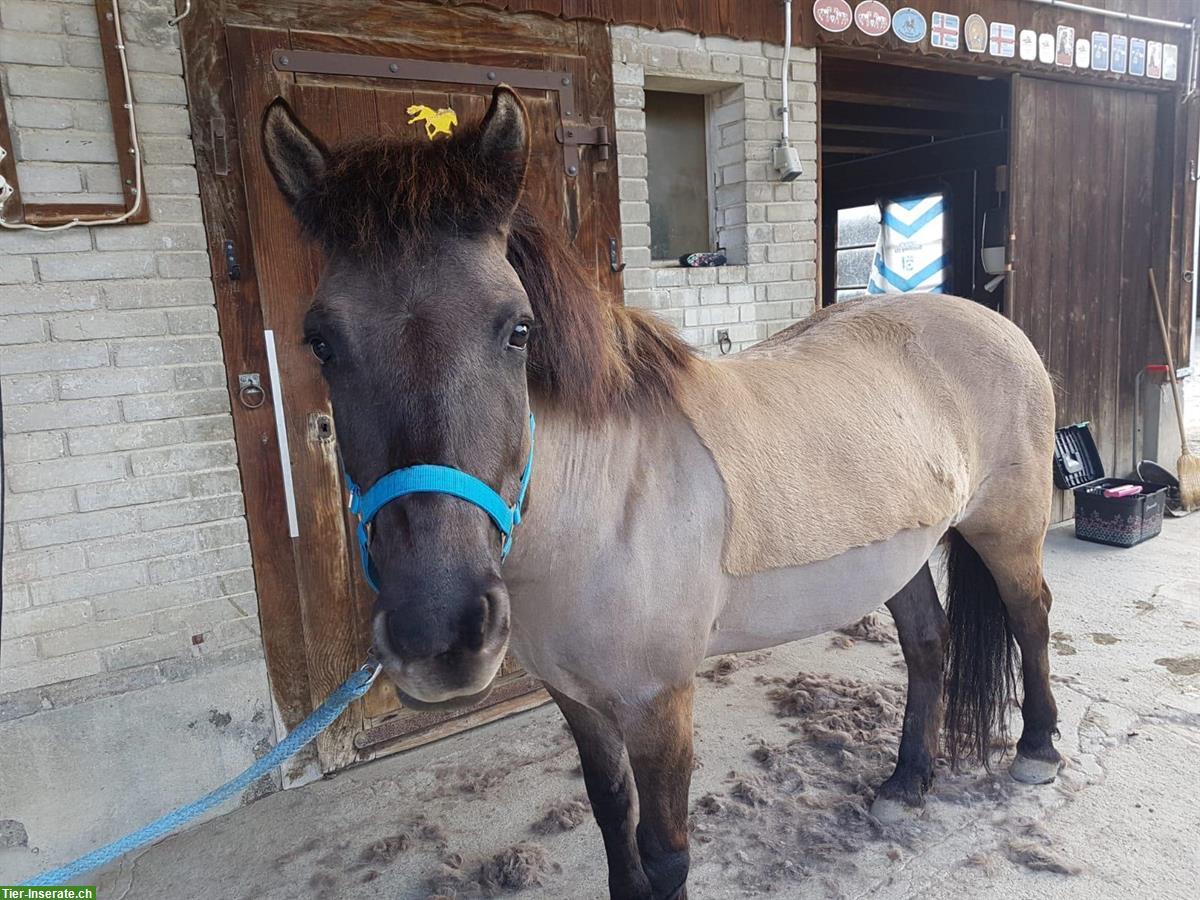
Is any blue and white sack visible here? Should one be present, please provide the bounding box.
[868,195,948,294]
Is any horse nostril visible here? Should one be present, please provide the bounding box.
[385,610,408,657]
[481,586,508,642]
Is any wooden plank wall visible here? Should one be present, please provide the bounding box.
[1009,77,1164,519]
[798,0,1195,79]
[434,0,1199,50]
[456,0,782,41]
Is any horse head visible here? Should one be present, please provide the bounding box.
[261,87,533,709]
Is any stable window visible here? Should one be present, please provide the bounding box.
[645,90,713,261]
[835,204,880,300]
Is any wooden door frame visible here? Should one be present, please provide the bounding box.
[178,3,316,761]
[177,0,619,772]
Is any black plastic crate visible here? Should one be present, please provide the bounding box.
[1074,478,1169,547]
[1053,423,1169,548]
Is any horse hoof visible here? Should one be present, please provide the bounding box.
[870,796,924,825]
[1010,754,1061,784]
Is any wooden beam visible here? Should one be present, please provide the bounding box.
[94,0,149,223]
[821,101,984,137]
[821,127,932,154]
[821,87,981,115]
[22,202,130,224]
[824,130,1007,193]
[821,54,1009,115]
[176,5,315,738]
[0,94,24,220]
[822,144,891,157]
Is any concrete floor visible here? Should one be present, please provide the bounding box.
[79,512,1199,900]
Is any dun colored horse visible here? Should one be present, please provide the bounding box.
[261,86,1062,899]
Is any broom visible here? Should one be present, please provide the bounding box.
[1148,268,1200,511]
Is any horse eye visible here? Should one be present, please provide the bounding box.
[508,323,530,350]
[309,336,334,363]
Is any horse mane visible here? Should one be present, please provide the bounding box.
[297,123,696,422]
[507,206,695,420]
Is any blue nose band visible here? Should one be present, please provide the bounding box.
[344,414,535,592]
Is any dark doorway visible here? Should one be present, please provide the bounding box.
[819,56,1010,309]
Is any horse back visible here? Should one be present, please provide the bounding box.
[673,293,1054,576]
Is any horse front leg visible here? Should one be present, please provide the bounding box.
[618,682,695,900]
[871,562,949,823]
[548,686,652,899]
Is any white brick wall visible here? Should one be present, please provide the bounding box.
[611,26,819,354]
[1,0,261,699]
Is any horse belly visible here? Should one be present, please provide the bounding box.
[707,520,948,656]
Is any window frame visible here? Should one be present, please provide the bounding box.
[643,86,719,263]
[0,0,149,226]
[824,175,955,305]
[833,203,881,299]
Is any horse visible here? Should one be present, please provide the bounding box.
[260,85,1062,899]
[406,103,458,140]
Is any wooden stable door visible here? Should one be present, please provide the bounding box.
[221,21,619,771]
[1007,75,1188,523]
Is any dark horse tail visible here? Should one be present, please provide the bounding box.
[943,529,1017,768]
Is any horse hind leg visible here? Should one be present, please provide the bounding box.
[871,562,949,824]
[1007,575,1063,783]
[947,526,1062,783]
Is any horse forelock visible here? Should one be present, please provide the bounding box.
[293,123,522,259]
[301,128,696,423]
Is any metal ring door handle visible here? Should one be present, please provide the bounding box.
[239,384,266,409]
[238,373,266,409]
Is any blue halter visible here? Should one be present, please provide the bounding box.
[345,414,535,592]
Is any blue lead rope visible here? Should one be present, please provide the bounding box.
[24,416,539,885]
[24,661,381,887]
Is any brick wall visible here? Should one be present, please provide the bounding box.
[611,26,819,354]
[0,0,261,703]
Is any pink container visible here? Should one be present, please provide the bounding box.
[1102,484,1143,499]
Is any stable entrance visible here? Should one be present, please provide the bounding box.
[819,52,1196,521]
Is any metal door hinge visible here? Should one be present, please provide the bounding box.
[556,119,611,176]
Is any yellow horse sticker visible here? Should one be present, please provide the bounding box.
[407,104,458,140]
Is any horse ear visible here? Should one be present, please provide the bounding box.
[261,97,329,209]
[478,86,530,216]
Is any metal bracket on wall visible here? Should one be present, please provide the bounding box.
[608,236,625,273]
[272,49,610,176]
[224,239,241,281]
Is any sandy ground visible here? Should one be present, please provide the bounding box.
[83,510,1200,900]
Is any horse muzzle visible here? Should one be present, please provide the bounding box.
[370,582,511,706]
